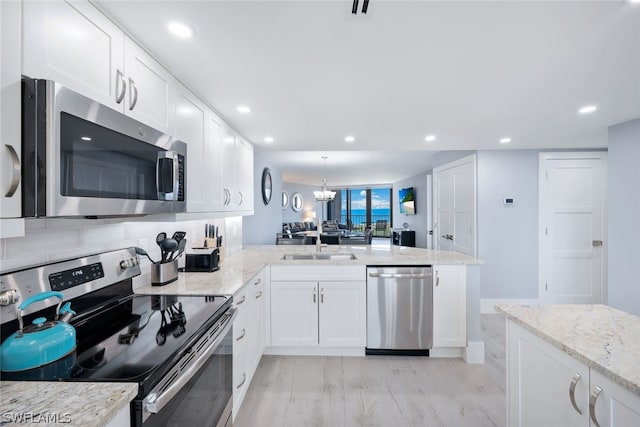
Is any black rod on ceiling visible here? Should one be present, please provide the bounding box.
[362,0,369,14]
[352,0,359,14]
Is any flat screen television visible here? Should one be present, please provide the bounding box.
[399,187,416,215]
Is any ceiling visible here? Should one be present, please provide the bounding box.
[95,0,640,186]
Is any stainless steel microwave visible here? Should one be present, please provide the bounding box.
[21,77,186,218]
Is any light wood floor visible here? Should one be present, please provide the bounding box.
[235,314,506,427]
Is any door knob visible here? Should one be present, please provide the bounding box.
[592,240,603,247]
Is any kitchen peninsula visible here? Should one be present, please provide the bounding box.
[0,245,481,426]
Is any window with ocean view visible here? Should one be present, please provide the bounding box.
[337,188,392,237]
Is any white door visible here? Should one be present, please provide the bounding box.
[433,155,477,256]
[539,153,607,304]
[318,282,366,347]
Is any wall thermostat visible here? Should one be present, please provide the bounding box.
[503,197,515,205]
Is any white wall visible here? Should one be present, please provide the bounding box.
[282,182,324,224]
[477,150,539,299]
[392,172,431,248]
[243,149,283,246]
[608,118,640,315]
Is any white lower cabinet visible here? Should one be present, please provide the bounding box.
[232,269,266,419]
[507,320,640,427]
[590,369,640,427]
[270,281,366,348]
[433,265,467,347]
[269,265,366,350]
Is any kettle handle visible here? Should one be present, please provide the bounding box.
[16,291,64,335]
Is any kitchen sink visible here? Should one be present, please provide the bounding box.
[282,253,357,261]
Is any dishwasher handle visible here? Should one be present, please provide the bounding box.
[368,272,431,279]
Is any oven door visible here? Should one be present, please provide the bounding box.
[135,308,236,427]
[22,78,186,217]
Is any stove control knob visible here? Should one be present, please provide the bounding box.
[119,258,137,269]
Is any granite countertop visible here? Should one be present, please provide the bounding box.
[0,381,137,426]
[497,304,640,396]
[135,244,482,296]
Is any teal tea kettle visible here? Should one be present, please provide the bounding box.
[0,291,76,379]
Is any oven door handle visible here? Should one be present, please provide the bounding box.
[143,308,237,415]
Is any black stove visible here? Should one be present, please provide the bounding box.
[0,248,235,426]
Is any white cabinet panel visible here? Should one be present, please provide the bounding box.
[433,265,466,347]
[23,0,124,109]
[318,282,366,347]
[507,321,589,427]
[23,1,175,134]
[123,37,174,134]
[270,281,318,347]
[206,114,226,211]
[232,268,267,418]
[1,0,22,220]
[220,129,253,213]
[176,85,206,212]
[590,369,640,427]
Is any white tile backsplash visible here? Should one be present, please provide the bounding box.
[0,216,243,274]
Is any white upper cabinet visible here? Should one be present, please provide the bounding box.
[175,84,206,212]
[23,1,174,134]
[221,130,254,213]
[123,37,174,134]
[1,0,22,221]
[23,0,124,109]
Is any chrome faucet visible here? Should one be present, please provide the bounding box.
[316,220,323,252]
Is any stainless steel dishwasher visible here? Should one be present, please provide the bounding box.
[366,266,433,355]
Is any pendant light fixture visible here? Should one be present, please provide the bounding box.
[314,156,336,201]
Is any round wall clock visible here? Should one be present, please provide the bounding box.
[261,168,272,205]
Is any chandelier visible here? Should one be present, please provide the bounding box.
[314,156,336,201]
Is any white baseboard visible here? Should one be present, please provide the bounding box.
[463,341,485,364]
[264,347,365,357]
[429,347,463,358]
[481,298,540,314]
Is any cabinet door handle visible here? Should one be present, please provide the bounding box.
[435,271,440,287]
[238,191,243,206]
[589,386,602,427]
[235,328,246,341]
[236,295,246,305]
[236,373,246,389]
[115,69,126,104]
[320,288,324,304]
[128,77,138,110]
[255,291,262,299]
[4,144,21,197]
[254,278,261,286]
[569,373,583,415]
[313,288,316,304]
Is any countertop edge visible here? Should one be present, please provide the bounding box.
[496,305,640,397]
[0,381,138,426]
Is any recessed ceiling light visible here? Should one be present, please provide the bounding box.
[81,136,92,141]
[425,135,436,142]
[500,137,512,144]
[629,0,640,4]
[237,105,251,114]
[578,105,597,114]
[264,136,274,143]
[345,136,355,143]
[168,22,193,39]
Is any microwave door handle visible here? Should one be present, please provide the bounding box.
[156,151,178,201]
